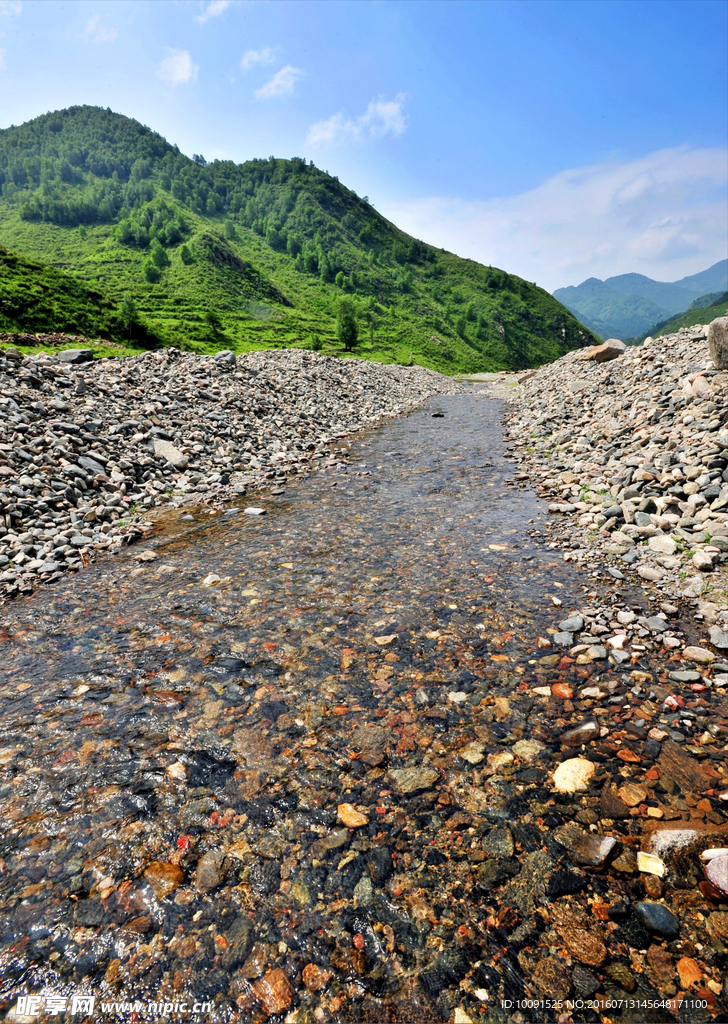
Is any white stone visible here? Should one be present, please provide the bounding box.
[552,757,596,793]
[648,534,677,555]
[637,851,666,877]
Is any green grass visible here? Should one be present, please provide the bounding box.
[0,104,598,373]
[0,244,156,345]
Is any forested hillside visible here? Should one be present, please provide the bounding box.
[0,105,595,371]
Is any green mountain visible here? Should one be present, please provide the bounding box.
[554,259,728,341]
[0,105,594,373]
[629,290,728,344]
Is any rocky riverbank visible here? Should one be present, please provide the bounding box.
[504,323,728,631]
[0,344,462,602]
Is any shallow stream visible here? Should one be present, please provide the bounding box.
[0,392,721,1023]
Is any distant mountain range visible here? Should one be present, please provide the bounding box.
[554,260,728,340]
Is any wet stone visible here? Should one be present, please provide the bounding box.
[221,917,253,970]
[143,861,184,899]
[704,853,728,897]
[482,827,514,858]
[571,834,618,868]
[560,720,599,746]
[302,963,333,992]
[554,914,607,966]
[389,766,440,794]
[251,968,295,1017]
[195,850,226,893]
[601,785,631,819]
[634,902,680,939]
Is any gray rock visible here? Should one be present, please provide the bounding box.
[586,645,608,660]
[559,615,584,632]
[709,626,728,649]
[708,317,728,369]
[214,350,237,368]
[552,631,574,646]
[153,439,189,469]
[57,348,94,364]
[78,455,107,477]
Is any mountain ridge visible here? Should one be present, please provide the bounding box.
[554,259,727,340]
[0,104,594,373]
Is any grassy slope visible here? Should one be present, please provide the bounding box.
[627,292,728,344]
[0,243,160,346]
[0,105,596,372]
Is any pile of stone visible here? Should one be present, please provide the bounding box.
[0,345,461,600]
[505,318,728,612]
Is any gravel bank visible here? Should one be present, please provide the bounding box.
[0,345,462,601]
[504,324,728,637]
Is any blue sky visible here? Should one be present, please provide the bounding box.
[0,0,726,290]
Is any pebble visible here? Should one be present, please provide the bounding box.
[637,852,666,878]
[143,861,184,899]
[704,853,728,897]
[553,757,596,793]
[302,963,333,993]
[251,968,295,1017]
[559,720,599,746]
[195,850,226,893]
[683,646,715,664]
[389,766,440,794]
[634,901,680,938]
[559,614,584,632]
[337,802,369,828]
[571,834,618,868]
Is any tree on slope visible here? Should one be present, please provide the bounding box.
[336,298,358,352]
[119,292,138,337]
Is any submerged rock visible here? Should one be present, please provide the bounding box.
[553,757,596,793]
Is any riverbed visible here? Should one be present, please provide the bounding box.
[1,391,725,1023]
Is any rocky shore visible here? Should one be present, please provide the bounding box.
[504,322,728,627]
[0,344,462,602]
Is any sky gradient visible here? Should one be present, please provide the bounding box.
[1,0,726,291]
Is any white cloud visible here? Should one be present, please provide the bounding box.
[157,49,199,87]
[0,1,21,15]
[0,47,5,70]
[241,47,276,70]
[81,14,117,43]
[307,93,408,147]
[254,64,303,99]
[379,146,728,292]
[195,0,230,23]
